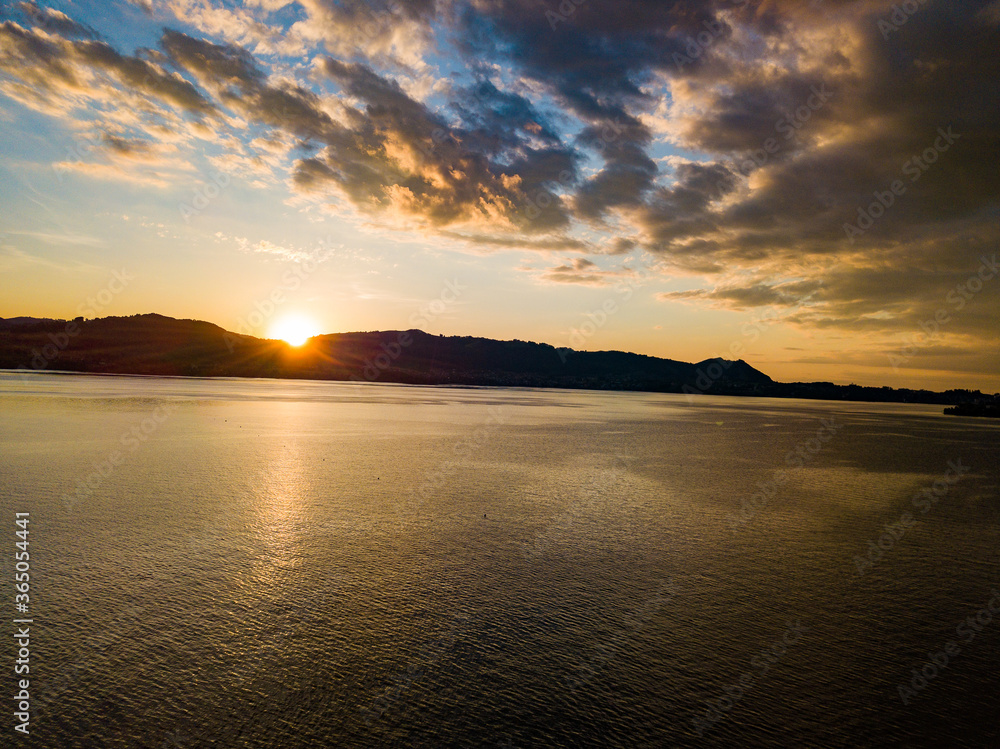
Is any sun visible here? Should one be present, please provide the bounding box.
[269,314,321,347]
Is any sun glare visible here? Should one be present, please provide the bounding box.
[269,315,321,347]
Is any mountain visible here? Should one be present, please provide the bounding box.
[0,316,60,326]
[0,313,770,392]
[0,314,994,408]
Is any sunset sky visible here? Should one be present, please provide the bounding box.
[0,0,997,390]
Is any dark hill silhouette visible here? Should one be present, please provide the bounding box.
[1,314,995,410]
[0,313,769,392]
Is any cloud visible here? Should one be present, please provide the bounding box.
[6,229,105,247]
[530,257,637,287]
[0,20,218,122]
[285,56,577,233]
[234,236,322,262]
[658,279,821,310]
[14,2,101,40]
[294,0,437,67]
[162,0,307,56]
[2,1,998,380]
[438,232,591,252]
[452,2,997,267]
[51,131,191,187]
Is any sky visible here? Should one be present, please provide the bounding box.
[0,0,997,391]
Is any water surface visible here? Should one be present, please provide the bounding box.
[1,372,998,747]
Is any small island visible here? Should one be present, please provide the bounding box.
[944,399,1000,418]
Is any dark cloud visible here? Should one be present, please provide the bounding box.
[448,0,998,286]
[0,20,80,89]
[451,77,561,152]
[102,134,154,156]
[302,56,576,231]
[2,0,998,378]
[0,21,217,118]
[659,279,822,310]
[537,256,636,286]
[14,2,101,40]
[451,1,708,219]
[439,232,591,252]
[161,29,334,138]
[77,38,218,118]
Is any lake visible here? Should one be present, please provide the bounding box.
[1,371,998,747]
